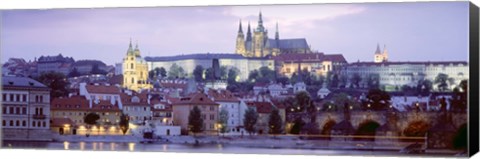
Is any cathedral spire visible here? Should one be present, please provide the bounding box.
[246,21,252,41]
[238,20,243,33]
[375,43,381,54]
[256,11,265,32]
[275,22,279,40]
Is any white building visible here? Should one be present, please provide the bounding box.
[145,53,275,81]
[78,82,123,109]
[344,61,468,91]
[2,76,52,141]
[207,89,248,134]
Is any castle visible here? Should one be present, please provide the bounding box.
[122,40,152,91]
[235,12,311,57]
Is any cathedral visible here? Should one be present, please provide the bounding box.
[235,12,311,58]
[122,40,152,91]
[374,43,389,63]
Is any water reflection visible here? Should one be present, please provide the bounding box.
[79,142,85,150]
[99,142,103,151]
[128,143,135,151]
[162,144,167,151]
[92,142,97,151]
[63,141,69,150]
[110,142,116,151]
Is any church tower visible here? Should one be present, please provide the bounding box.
[122,39,152,92]
[374,43,388,63]
[235,20,246,56]
[271,22,281,56]
[253,11,268,57]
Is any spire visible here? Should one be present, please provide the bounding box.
[375,43,381,54]
[275,22,279,40]
[256,11,265,32]
[135,41,139,51]
[238,20,243,33]
[383,44,387,53]
[246,22,252,41]
[127,38,134,55]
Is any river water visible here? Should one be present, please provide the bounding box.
[1,141,455,157]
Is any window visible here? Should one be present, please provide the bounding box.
[10,120,13,126]
[2,107,6,114]
[2,120,5,126]
[32,121,36,127]
[10,94,14,101]
[16,107,20,114]
[16,94,20,102]
[210,114,215,120]
[9,107,13,114]
[22,121,26,127]
[16,120,19,126]
[131,78,134,84]
[43,122,46,127]
[131,63,134,69]
[2,94,6,101]
[22,95,27,102]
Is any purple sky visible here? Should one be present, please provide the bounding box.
[1,2,469,65]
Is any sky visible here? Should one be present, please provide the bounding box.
[0,2,470,65]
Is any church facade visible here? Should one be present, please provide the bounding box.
[235,12,311,57]
[122,40,152,91]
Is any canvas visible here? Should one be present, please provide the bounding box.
[0,1,479,158]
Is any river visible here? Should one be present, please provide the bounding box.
[1,140,458,157]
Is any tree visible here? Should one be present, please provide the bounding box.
[289,117,305,134]
[268,108,283,135]
[158,67,167,78]
[36,72,70,100]
[193,65,204,82]
[84,112,100,136]
[68,67,81,78]
[351,73,362,88]
[367,73,380,89]
[205,68,214,81]
[119,113,130,135]
[243,107,258,136]
[227,67,239,85]
[168,63,185,79]
[218,108,229,135]
[365,88,391,111]
[331,93,361,111]
[188,106,204,135]
[450,80,468,112]
[220,66,228,80]
[90,64,107,75]
[294,91,311,113]
[416,79,432,96]
[435,73,449,92]
[149,67,165,80]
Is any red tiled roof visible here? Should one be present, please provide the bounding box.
[207,89,240,102]
[51,96,90,111]
[272,53,347,63]
[173,93,218,106]
[120,92,149,106]
[86,84,120,94]
[91,100,122,112]
[246,101,273,114]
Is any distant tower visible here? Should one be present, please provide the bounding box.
[235,20,247,55]
[272,22,281,56]
[253,11,268,57]
[122,39,152,91]
[374,43,388,63]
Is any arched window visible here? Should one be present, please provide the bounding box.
[43,121,46,127]
[10,120,13,126]
[22,121,26,127]
[32,121,36,127]
[131,78,134,84]
[2,120,5,126]
[131,63,134,69]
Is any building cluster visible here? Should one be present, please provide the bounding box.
[2,54,114,78]
[1,11,469,141]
